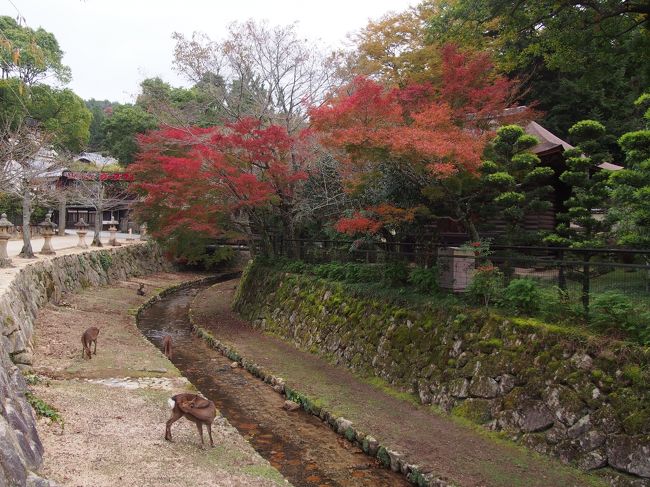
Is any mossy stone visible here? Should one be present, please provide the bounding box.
[376,446,390,467]
[452,398,493,424]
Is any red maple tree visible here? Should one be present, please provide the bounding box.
[309,44,528,236]
[130,118,307,250]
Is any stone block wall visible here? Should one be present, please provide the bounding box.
[0,243,169,486]
[235,263,650,484]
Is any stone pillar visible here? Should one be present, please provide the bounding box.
[0,213,14,267]
[108,218,120,247]
[437,247,475,292]
[39,212,56,256]
[126,228,134,241]
[75,217,89,249]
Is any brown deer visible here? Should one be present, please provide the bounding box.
[165,393,216,448]
[137,283,146,296]
[81,327,100,359]
[162,335,173,360]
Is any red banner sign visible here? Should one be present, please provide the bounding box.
[63,171,134,182]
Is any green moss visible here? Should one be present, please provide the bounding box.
[363,376,420,406]
[478,338,503,353]
[408,467,429,487]
[621,409,650,435]
[591,369,604,380]
[376,446,390,467]
[98,252,112,271]
[452,399,493,424]
[622,365,646,386]
[241,464,286,484]
[344,426,356,442]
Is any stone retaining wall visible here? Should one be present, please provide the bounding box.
[0,243,169,486]
[234,262,650,485]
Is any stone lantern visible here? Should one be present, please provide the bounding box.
[108,217,120,247]
[140,222,148,240]
[0,213,14,267]
[39,212,57,255]
[75,218,89,249]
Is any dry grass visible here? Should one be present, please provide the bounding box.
[31,272,288,487]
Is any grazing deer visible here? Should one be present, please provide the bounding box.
[165,393,216,448]
[81,327,100,359]
[137,283,146,296]
[162,335,173,360]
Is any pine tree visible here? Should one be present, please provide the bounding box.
[481,125,554,246]
[545,120,611,248]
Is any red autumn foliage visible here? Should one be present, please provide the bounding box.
[333,204,421,236]
[334,213,382,235]
[310,43,529,235]
[130,118,307,240]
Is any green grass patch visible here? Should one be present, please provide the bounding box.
[362,376,420,406]
[25,392,64,427]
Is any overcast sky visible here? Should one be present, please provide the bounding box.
[3,0,415,103]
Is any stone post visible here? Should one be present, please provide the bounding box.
[108,218,120,247]
[126,228,134,241]
[0,213,14,267]
[437,247,476,292]
[39,212,57,255]
[75,218,89,249]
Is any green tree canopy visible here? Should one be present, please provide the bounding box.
[136,77,223,127]
[427,0,650,139]
[0,15,71,84]
[85,98,114,151]
[101,104,157,164]
[608,92,650,248]
[0,78,91,152]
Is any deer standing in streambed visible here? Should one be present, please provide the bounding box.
[81,327,100,359]
[162,335,172,360]
[165,393,217,448]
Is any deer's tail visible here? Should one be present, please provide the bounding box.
[168,397,176,409]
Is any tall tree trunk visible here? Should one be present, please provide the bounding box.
[58,196,66,236]
[454,205,480,243]
[91,207,103,247]
[19,190,35,258]
[467,220,480,242]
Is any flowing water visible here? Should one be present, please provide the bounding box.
[137,284,409,487]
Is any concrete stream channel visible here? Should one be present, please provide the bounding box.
[136,279,409,487]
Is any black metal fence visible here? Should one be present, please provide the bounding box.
[263,237,650,310]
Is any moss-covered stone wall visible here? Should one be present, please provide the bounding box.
[235,262,650,482]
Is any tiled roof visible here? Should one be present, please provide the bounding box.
[526,121,622,171]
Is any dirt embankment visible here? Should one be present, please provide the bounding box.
[30,272,288,487]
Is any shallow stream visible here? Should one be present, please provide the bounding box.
[137,283,408,487]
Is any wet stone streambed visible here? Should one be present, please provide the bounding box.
[137,284,409,487]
